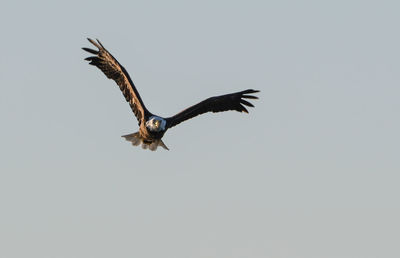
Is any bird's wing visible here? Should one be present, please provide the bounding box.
[165,89,259,129]
[83,38,150,124]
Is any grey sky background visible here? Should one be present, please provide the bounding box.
[1,0,399,257]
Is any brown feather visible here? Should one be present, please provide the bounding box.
[83,38,150,124]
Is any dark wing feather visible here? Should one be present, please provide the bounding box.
[165,89,259,129]
[82,38,150,124]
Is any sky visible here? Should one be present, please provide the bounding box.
[1,0,399,257]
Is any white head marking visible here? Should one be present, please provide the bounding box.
[146,116,166,132]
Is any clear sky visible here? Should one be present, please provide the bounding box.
[1,1,399,257]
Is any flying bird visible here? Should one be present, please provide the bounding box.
[83,38,259,151]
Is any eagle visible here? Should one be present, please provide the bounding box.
[83,38,259,151]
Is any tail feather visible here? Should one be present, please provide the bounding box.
[158,140,169,150]
[121,132,169,151]
[122,132,141,146]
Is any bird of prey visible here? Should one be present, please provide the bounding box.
[83,38,259,151]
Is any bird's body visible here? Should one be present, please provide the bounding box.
[83,38,259,151]
[127,115,168,150]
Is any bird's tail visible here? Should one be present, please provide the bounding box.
[121,132,169,151]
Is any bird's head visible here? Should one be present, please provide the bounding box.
[146,116,166,132]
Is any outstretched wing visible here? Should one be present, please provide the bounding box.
[165,89,259,129]
[82,38,150,124]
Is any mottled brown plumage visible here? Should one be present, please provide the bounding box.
[83,38,259,151]
[83,38,149,124]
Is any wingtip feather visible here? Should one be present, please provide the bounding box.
[82,47,98,55]
[240,99,254,107]
[96,38,105,48]
[242,89,260,94]
[242,95,259,99]
[87,38,101,49]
